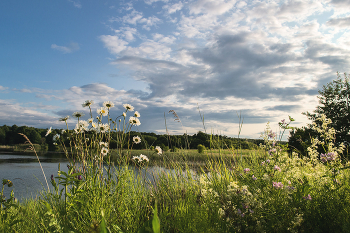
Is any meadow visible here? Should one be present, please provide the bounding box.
[1,101,350,233]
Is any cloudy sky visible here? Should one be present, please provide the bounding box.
[1,0,349,140]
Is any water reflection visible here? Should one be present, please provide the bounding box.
[0,153,198,202]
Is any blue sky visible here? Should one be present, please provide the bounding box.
[1,0,350,139]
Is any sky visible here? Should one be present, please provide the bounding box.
[0,0,350,140]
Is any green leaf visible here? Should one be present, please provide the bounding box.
[152,203,160,233]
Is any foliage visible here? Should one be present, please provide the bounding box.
[291,72,350,157]
[2,100,350,232]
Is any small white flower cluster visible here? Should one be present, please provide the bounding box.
[132,154,149,166]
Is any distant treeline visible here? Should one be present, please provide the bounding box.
[0,124,266,151]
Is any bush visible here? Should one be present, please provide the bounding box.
[197,144,205,153]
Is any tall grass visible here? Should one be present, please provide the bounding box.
[1,102,350,232]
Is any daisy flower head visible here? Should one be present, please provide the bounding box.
[133,136,141,144]
[45,127,52,137]
[99,141,108,148]
[98,123,110,133]
[155,146,162,155]
[72,112,84,118]
[59,115,70,122]
[103,101,114,109]
[134,111,140,118]
[129,117,141,126]
[123,104,134,112]
[53,134,60,142]
[101,147,109,157]
[82,100,94,108]
[91,122,97,128]
[139,154,149,162]
[88,118,94,124]
[122,112,126,117]
[97,107,108,116]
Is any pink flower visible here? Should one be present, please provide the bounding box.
[273,182,283,189]
[244,168,250,173]
[274,165,281,172]
[303,194,312,200]
[252,175,257,181]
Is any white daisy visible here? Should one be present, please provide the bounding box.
[133,136,141,144]
[59,116,70,122]
[134,111,140,117]
[129,117,141,126]
[45,127,52,137]
[88,118,94,124]
[97,107,108,116]
[82,100,94,107]
[122,112,126,117]
[99,142,108,147]
[103,101,115,109]
[98,123,110,133]
[139,154,149,162]
[72,112,84,118]
[123,104,134,112]
[53,134,60,141]
[155,146,162,155]
[101,147,109,157]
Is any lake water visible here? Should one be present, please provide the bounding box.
[0,153,192,202]
[0,153,70,201]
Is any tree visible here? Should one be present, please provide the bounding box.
[289,72,350,156]
[304,72,350,145]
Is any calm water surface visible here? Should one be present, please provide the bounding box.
[0,153,191,202]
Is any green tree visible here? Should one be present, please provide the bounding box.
[304,73,350,145]
[289,72,350,156]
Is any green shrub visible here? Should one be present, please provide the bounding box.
[197,144,205,153]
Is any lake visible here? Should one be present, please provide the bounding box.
[0,153,190,202]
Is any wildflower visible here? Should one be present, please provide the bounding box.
[123,104,134,112]
[243,168,250,173]
[59,116,70,122]
[45,127,52,137]
[122,112,126,117]
[97,107,108,116]
[266,159,270,163]
[303,194,312,200]
[129,117,141,126]
[82,100,94,107]
[139,154,149,162]
[103,101,114,109]
[155,146,162,155]
[274,165,281,172]
[91,122,97,128]
[99,142,108,148]
[88,118,94,124]
[98,123,109,133]
[72,112,84,118]
[61,129,66,134]
[273,181,283,189]
[133,136,141,144]
[252,175,257,181]
[52,134,60,142]
[218,208,225,217]
[77,175,82,180]
[320,152,336,162]
[101,147,109,157]
[51,174,54,181]
[261,161,265,165]
[268,130,276,139]
[134,111,140,117]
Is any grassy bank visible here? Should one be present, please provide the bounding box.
[2,102,350,232]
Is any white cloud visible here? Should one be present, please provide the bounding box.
[68,0,82,8]
[51,42,80,54]
[100,35,128,54]
[0,86,8,91]
[163,2,183,14]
